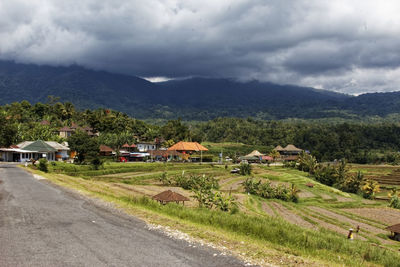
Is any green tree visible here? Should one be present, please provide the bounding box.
[160,119,191,142]
[68,130,99,163]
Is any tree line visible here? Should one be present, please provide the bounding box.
[2,100,400,164]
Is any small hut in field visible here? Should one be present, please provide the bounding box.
[152,190,189,205]
[386,223,400,241]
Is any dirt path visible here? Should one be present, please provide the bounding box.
[310,206,386,235]
[221,177,245,191]
[343,207,400,226]
[269,202,315,229]
[261,202,275,217]
[308,214,366,240]
[320,194,333,200]
[298,190,315,198]
[334,195,355,202]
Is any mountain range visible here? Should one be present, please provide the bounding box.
[1,60,400,120]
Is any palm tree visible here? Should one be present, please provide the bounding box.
[269,149,281,163]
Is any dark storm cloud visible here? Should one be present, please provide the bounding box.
[1,0,400,94]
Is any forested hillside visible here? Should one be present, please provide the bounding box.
[2,60,400,120]
[2,101,400,164]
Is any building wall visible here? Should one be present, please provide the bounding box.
[137,144,156,152]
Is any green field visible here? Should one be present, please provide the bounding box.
[28,162,400,266]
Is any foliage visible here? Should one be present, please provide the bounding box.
[6,98,400,166]
[314,164,337,186]
[360,179,380,199]
[67,130,99,163]
[239,162,252,175]
[90,157,103,170]
[389,195,400,209]
[98,131,136,159]
[160,119,191,142]
[159,172,172,185]
[299,156,367,196]
[0,110,18,147]
[297,151,317,174]
[158,171,235,211]
[339,171,364,194]
[38,158,48,172]
[388,189,400,209]
[243,178,298,202]
[333,159,350,186]
[193,117,400,163]
[212,192,237,212]
[269,149,281,162]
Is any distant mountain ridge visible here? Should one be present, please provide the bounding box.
[0,60,399,120]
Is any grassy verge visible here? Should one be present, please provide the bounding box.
[25,167,400,267]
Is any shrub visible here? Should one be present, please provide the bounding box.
[361,179,380,199]
[339,171,364,193]
[213,192,237,212]
[243,178,261,195]
[388,189,400,209]
[38,158,48,172]
[239,162,252,175]
[159,172,172,185]
[90,157,103,170]
[243,178,297,203]
[389,195,400,209]
[314,164,337,186]
[297,151,317,174]
[283,161,296,168]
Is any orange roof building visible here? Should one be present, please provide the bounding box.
[167,141,208,153]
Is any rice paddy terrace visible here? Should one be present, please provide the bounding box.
[351,165,400,200]
[45,162,400,253]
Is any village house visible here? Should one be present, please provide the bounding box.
[274,144,303,161]
[136,142,157,152]
[149,150,183,161]
[99,145,114,157]
[58,123,97,138]
[0,140,64,162]
[18,141,70,161]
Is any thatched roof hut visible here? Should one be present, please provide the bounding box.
[283,144,302,152]
[152,190,189,205]
[246,150,264,157]
[386,223,400,241]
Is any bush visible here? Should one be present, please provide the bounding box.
[243,178,298,203]
[38,158,48,172]
[314,164,336,186]
[389,195,400,209]
[239,162,252,175]
[90,157,103,170]
[361,179,380,199]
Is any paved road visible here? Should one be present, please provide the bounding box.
[0,165,246,267]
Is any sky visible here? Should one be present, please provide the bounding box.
[1,0,400,95]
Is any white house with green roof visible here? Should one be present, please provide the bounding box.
[0,140,62,162]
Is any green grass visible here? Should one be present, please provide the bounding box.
[31,161,400,266]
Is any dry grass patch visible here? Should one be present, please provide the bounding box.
[343,207,400,226]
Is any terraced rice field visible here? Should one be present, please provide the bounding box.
[51,162,400,251]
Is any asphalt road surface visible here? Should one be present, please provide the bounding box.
[0,165,247,267]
